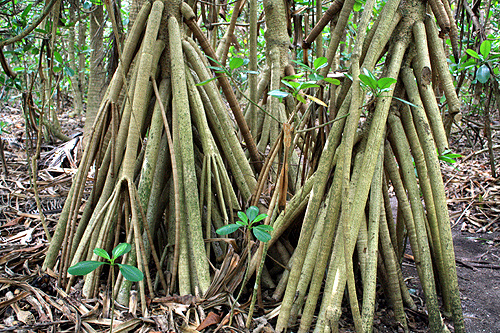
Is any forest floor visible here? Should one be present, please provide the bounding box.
[0,100,499,332]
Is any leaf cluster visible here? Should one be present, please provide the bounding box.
[216,206,273,243]
[268,57,340,106]
[358,68,397,96]
[438,149,462,165]
[68,243,144,282]
[459,40,500,84]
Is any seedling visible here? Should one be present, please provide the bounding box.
[438,149,463,172]
[438,149,462,165]
[68,243,143,281]
[68,243,143,333]
[216,205,272,242]
[358,68,397,97]
[0,121,10,135]
[216,206,272,324]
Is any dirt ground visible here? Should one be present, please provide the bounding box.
[452,229,500,332]
[392,199,500,332]
[399,228,500,332]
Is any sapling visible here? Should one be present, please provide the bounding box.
[216,206,272,324]
[216,205,272,242]
[68,243,143,333]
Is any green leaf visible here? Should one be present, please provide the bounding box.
[363,68,377,82]
[480,40,491,58]
[252,213,268,224]
[268,90,289,98]
[313,57,328,70]
[117,264,144,282]
[282,80,301,90]
[246,206,260,222]
[252,226,272,242]
[207,56,224,67]
[438,156,457,164]
[236,220,247,227]
[254,224,273,232]
[283,73,304,80]
[292,60,314,72]
[300,82,320,90]
[323,77,340,85]
[53,51,63,64]
[296,94,307,104]
[458,58,477,71]
[64,66,75,77]
[68,261,105,276]
[94,248,110,260]
[196,77,217,86]
[208,66,225,73]
[392,96,421,109]
[229,57,244,71]
[237,211,249,225]
[112,243,131,259]
[353,0,362,11]
[440,150,462,159]
[359,74,377,90]
[476,64,490,83]
[216,224,241,235]
[377,77,397,89]
[21,4,32,18]
[466,49,480,59]
[308,73,324,81]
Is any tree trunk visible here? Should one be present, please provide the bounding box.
[83,5,105,146]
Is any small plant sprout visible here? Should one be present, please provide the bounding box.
[438,149,462,165]
[354,68,423,109]
[216,206,272,325]
[0,120,10,135]
[358,68,397,97]
[68,243,143,282]
[68,243,143,333]
[216,206,272,242]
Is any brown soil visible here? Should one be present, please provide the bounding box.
[452,229,500,332]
